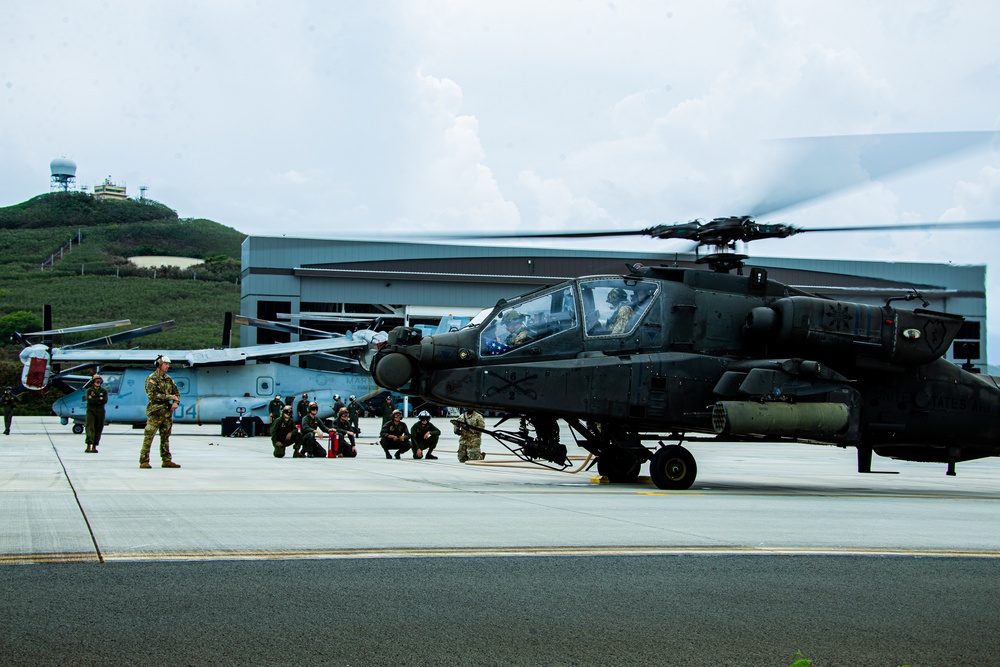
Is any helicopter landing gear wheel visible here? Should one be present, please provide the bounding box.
[649,445,697,490]
[72,424,84,434]
[596,455,641,484]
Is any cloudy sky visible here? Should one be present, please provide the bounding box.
[3,1,999,352]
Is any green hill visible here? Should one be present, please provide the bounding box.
[0,192,247,413]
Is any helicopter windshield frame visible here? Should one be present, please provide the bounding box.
[479,284,579,356]
[579,277,659,338]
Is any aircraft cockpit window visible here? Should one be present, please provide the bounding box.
[480,286,578,355]
[100,372,123,395]
[580,278,658,337]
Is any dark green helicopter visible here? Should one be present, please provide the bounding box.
[371,133,1000,490]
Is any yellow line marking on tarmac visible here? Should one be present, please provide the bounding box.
[5,545,1000,564]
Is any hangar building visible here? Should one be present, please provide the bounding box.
[240,236,988,369]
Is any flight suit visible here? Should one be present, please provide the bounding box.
[334,415,358,457]
[1,390,14,435]
[456,410,486,462]
[84,384,108,452]
[300,413,328,457]
[410,419,441,459]
[140,371,179,465]
[347,399,362,431]
[268,398,284,423]
[270,415,301,458]
[380,419,411,458]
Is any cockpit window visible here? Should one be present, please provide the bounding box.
[580,278,658,337]
[100,372,123,395]
[480,285,577,355]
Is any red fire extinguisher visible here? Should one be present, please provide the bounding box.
[328,431,339,458]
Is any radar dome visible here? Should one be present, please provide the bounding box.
[50,158,77,178]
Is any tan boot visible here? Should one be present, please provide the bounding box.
[139,462,152,469]
[161,461,181,468]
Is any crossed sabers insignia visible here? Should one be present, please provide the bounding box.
[485,373,539,400]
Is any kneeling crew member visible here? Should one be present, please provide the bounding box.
[410,410,441,460]
[270,406,301,458]
[334,408,358,457]
[379,409,411,459]
[299,402,329,457]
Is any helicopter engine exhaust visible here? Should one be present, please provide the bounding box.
[712,401,850,438]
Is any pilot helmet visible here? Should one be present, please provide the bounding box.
[309,402,318,410]
[607,288,628,305]
[275,394,281,399]
[4,386,12,392]
[92,374,103,383]
[155,354,171,366]
[282,406,293,414]
[503,310,524,323]
[392,409,402,417]
[349,395,356,400]
[334,394,341,400]
[417,410,431,420]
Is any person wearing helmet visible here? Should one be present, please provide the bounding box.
[270,405,301,458]
[2,385,16,436]
[380,394,395,425]
[379,409,412,459]
[299,402,329,457]
[140,355,181,469]
[606,288,634,335]
[410,409,441,460]
[503,310,529,347]
[332,394,346,416]
[84,374,108,453]
[334,407,358,457]
[347,394,362,433]
[268,394,284,423]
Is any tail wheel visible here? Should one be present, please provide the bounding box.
[72,424,84,434]
[649,445,697,490]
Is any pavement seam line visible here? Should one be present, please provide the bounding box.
[45,423,104,563]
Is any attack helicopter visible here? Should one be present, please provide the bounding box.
[371,215,1000,489]
[369,127,1000,490]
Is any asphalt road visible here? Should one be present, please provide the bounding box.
[2,416,1000,665]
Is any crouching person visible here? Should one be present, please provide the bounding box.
[334,407,358,458]
[299,402,329,457]
[380,409,411,459]
[410,410,441,460]
[270,405,301,458]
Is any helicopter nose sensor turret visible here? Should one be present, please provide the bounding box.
[372,352,414,390]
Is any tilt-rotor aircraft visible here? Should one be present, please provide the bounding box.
[371,132,1000,490]
[16,310,386,434]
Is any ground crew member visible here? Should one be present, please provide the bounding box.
[334,408,358,457]
[380,409,411,459]
[270,405,301,458]
[332,394,345,416]
[2,386,15,436]
[268,395,284,423]
[84,375,108,453]
[410,410,441,460]
[455,407,486,463]
[347,395,362,432]
[299,402,328,457]
[140,355,181,469]
[380,395,395,425]
[296,392,310,425]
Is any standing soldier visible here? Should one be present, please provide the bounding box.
[332,394,345,416]
[1,386,15,436]
[268,394,284,423]
[296,392,310,426]
[410,410,441,460]
[347,395,362,433]
[380,395,395,426]
[455,407,486,463]
[139,355,181,469]
[84,375,108,453]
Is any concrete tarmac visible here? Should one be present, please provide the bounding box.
[2,416,1000,665]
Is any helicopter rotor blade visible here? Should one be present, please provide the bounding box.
[793,219,1000,235]
[749,130,998,218]
[24,319,132,339]
[60,321,176,350]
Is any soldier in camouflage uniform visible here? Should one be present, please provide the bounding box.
[139,355,181,469]
[84,375,108,453]
[455,407,486,463]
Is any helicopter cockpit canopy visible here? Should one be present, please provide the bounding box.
[479,277,659,356]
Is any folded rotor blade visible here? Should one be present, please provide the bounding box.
[234,315,341,338]
[61,321,176,350]
[25,319,132,338]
